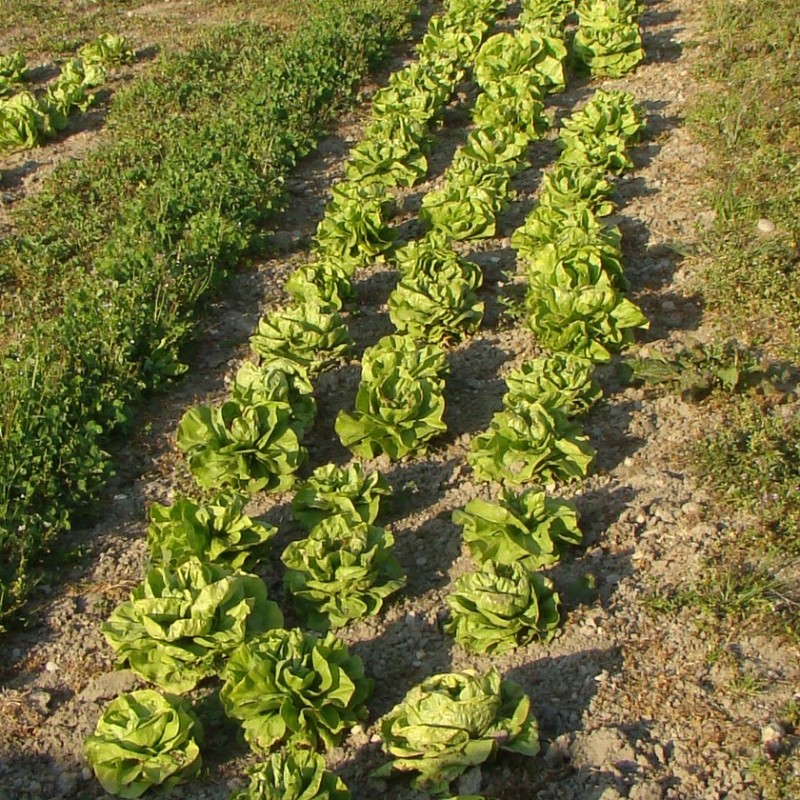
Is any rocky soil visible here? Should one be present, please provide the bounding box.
[2,1,798,799]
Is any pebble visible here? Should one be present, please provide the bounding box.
[44,661,59,673]
[757,218,776,234]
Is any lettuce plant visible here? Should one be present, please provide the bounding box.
[314,181,395,263]
[511,204,612,261]
[537,163,616,216]
[524,282,649,363]
[147,493,277,570]
[573,0,644,77]
[445,561,561,653]
[519,0,575,31]
[282,515,407,630]
[503,354,601,416]
[79,33,135,69]
[0,51,26,96]
[292,463,392,530]
[419,184,498,240]
[177,398,306,494]
[522,236,627,293]
[0,91,50,151]
[472,76,550,141]
[43,59,97,129]
[557,89,643,173]
[284,258,358,311]
[335,335,448,460]
[250,300,352,374]
[84,689,202,799]
[474,30,567,93]
[388,237,484,342]
[452,488,582,570]
[418,15,487,64]
[346,115,430,187]
[102,558,283,693]
[467,401,595,485]
[374,668,539,793]
[220,628,372,752]
[232,361,316,438]
[231,747,351,800]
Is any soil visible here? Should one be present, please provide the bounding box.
[1,1,798,799]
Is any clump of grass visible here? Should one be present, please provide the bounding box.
[694,401,800,551]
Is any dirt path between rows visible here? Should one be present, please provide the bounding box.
[2,1,797,799]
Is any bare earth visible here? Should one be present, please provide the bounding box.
[1,1,797,799]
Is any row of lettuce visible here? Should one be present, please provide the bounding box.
[82,0,648,798]
[0,35,133,153]
[0,0,419,624]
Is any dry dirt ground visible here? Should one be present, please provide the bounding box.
[1,1,798,799]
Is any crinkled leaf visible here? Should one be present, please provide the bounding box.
[250,300,352,374]
[375,668,539,793]
[467,401,595,485]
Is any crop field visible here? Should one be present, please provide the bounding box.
[1,1,799,799]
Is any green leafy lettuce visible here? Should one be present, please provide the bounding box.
[345,115,430,187]
[231,747,351,800]
[284,257,358,311]
[250,300,352,374]
[573,0,644,77]
[232,361,316,438]
[79,33,135,69]
[147,493,277,570]
[176,397,306,494]
[557,89,643,173]
[84,689,202,799]
[335,335,448,460]
[419,184,498,241]
[0,51,26,96]
[472,75,550,141]
[445,561,561,653]
[374,668,539,793]
[388,234,484,342]
[102,558,282,693]
[313,181,396,263]
[220,628,372,752]
[467,401,595,485]
[474,30,567,93]
[292,462,392,530]
[503,354,601,416]
[453,488,582,570]
[282,515,407,630]
[524,282,649,363]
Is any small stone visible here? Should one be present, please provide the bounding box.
[757,218,776,234]
[44,661,58,673]
[370,734,382,743]
[681,502,702,517]
[761,722,785,758]
[81,767,93,781]
[654,743,667,764]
